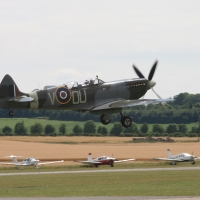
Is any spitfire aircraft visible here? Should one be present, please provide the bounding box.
[0,61,172,128]
[76,153,135,167]
[1,155,64,169]
[154,149,200,165]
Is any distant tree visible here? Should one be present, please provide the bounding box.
[59,123,67,135]
[97,126,108,136]
[44,124,56,135]
[110,122,123,136]
[178,124,187,134]
[14,121,27,135]
[152,124,164,134]
[83,120,96,135]
[140,123,149,134]
[30,123,43,136]
[73,125,83,135]
[166,124,177,133]
[2,126,12,135]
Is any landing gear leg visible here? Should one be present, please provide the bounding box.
[120,112,132,128]
[191,161,195,165]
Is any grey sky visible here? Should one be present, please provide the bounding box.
[0,0,200,99]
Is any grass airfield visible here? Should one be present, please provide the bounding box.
[1,136,200,197]
[1,162,200,197]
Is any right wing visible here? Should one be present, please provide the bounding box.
[114,158,135,163]
[93,98,173,110]
[154,158,184,162]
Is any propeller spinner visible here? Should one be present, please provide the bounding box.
[133,60,161,98]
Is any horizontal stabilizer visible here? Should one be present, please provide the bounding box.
[8,96,34,102]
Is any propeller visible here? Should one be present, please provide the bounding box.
[133,60,161,99]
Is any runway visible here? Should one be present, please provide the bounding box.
[1,166,200,176]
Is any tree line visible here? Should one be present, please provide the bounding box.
[1,93,200,124]
[1,120,200,137]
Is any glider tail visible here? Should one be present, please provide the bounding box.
[167,149,173,158]
[87,153,93,161]
[4,155,21,163]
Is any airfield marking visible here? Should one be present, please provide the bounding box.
[0,166,200,176]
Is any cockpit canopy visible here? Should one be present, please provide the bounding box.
[64,77,104,89]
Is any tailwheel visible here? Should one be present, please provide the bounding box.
[9,111,14,117]
[121,116,132,128]
[100,114,110,125]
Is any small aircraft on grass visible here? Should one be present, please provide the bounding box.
[0,60,172,128]
[154,149,199,165]
[1,155,64,169]
[76,153,135,167]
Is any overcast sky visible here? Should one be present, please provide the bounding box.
[0,0,200,99]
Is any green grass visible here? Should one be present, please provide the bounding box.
[0,169,200,197]
[0,118,198,135]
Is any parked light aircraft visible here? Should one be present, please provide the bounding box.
[0,61,172,128]
[76,153,135,167]
[1,155,64,169]
[154,149,199,165]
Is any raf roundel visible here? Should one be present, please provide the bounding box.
[55,87,71,104]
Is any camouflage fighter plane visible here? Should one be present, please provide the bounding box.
[0,61,172,128]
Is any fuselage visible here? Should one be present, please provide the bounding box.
[0,78,149,111]
[171,153,194,162]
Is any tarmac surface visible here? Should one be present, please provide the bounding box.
[0,166,200,176]
[0,197,200,200]
[1,167,200,200]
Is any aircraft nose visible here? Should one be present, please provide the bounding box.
[149,80,156,88]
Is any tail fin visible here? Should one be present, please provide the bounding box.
[167,149,173,158]
[0,74,22,98]
[87,153,93,161]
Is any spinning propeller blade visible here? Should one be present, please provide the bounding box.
[132,65,145,78]
[148,60,158,81]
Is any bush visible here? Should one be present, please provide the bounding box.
[59,123,67,135]
[73,125,83,136]
[110,122,124,136]
[83,120,96,135]
[14,121,27,135]
[2,126,12,135]
[44,124,56,135]
[30,123,43,136]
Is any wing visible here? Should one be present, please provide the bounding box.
[37,160,64,165]
[92,98,173,110]
[154,158,184,162]
[114,158,135,163]
[0,162,28,166]
[76,161,100,164]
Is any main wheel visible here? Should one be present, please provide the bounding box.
[121,116,132,128]
[100,114,110,125]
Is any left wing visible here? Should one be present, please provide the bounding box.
[114,158,135,163]
[37,160,64,165]
[93,98,173,110]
